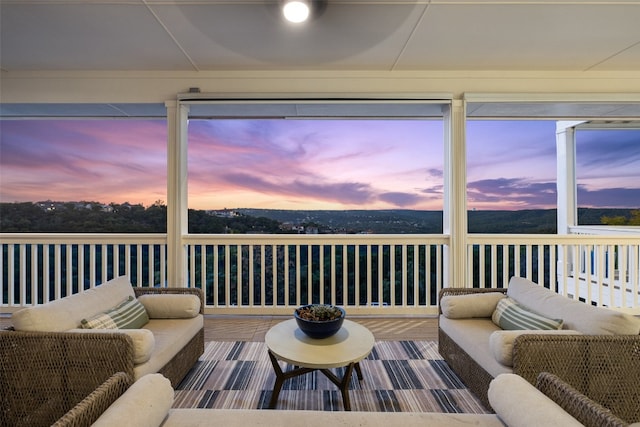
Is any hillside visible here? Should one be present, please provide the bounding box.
[0,202,636,234]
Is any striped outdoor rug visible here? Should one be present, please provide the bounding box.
[173,340,490,413]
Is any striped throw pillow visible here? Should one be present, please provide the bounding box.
[492,297,563,330]
[81,296,149,329]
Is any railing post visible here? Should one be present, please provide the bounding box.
[166,101,189,288]
[443,99,467,287]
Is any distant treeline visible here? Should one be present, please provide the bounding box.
[0,201,281,234]
[0,201,637,234]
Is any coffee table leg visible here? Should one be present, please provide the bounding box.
[267,350,315,409]
[267,350,285,409]
[320,362,356,411]
[355,362,364,381]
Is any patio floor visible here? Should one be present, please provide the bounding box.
[203,315,439,342]
[1,314,439,342]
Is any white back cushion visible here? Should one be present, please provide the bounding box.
[12,275,135,332]
[506,276,640,335]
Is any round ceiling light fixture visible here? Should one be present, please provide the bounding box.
[282,0,311,23]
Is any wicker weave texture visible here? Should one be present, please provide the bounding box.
[514,334,640,424]
[0,331,134,427]
[52,372,132,427]
[536,372,628,427]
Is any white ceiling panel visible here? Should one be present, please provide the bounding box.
[0,1,638,72]
[0,3,193,70]
[396,3,640,70]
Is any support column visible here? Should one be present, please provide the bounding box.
[556,121,583,235]
[166,101,190,287]
[443,99,467,287]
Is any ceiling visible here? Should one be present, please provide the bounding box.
[1,1,640,120]
[1,0,640,73]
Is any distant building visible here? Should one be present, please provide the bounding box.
[207,209,239,218]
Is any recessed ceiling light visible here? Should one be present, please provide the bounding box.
[282,0,310,23]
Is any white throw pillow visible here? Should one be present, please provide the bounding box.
[440,292,506,319]
[489,329,582,367]
[138,294,201,319]
[92,373,174,427]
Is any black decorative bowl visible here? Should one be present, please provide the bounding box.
[294,304,346,339]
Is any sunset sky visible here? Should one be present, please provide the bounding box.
[1,118,638,211]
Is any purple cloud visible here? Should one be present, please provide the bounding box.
[468,178,557,208]
[377,192,424,207]
[577,185,640,208]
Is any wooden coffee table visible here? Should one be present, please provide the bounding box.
[264,318,375,411]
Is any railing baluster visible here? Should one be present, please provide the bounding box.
[66,245,73,296]
[377,244,383,307]
[30,244,37,305]
[366,245,372,307]
[19,244,26,305]
[355,244,361,307]
[213,244,219,307]
[413,244,419,307]
[343,244,348,306]
[284,244,289,307]
[620,244,629,308]
[549,245,556,292]
[270,244,276,306]
[43,244,50,303]
[330,244,336,306]
[236,244,242,306]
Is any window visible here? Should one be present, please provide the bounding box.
[0,119,167,232]
[466,120,558,233]
[575,127,640,222]
[185,101,446,234]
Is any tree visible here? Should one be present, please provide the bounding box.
[601,210,640,226]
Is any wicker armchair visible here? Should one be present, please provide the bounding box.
[0,331,134,427]
[438,287,640,424]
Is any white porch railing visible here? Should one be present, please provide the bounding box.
[468,234,640,315]
[2,232,639,315]
[183,234,448,315]
[0,234,167,308]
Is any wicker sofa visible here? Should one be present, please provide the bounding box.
[53,370,634,427]
[438,276,640,423]
[1,275,204,427]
